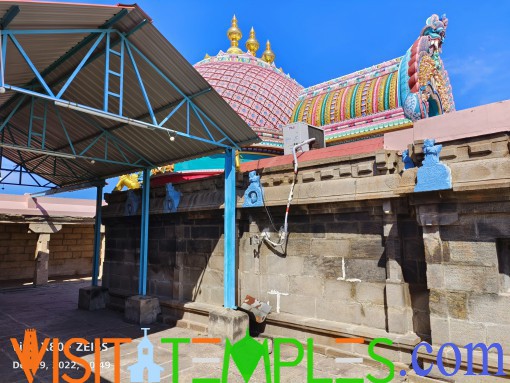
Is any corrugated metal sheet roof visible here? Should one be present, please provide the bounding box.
[0,1,259,187]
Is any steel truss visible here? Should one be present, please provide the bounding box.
[0,11,239,187]
[0,8,239,308]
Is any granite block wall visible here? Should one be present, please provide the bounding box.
[417,200,510,349]
[103,211,225,306]
[0,223,96,281]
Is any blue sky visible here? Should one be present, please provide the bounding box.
[1,0,509,198]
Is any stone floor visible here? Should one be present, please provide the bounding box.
[0,280,408,382]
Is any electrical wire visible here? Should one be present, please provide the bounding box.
[261,138,315,248]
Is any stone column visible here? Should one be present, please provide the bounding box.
[383,200,414,334]
[98,226,106,279]
[79,224,109,311]
[29,223,62,286]
[416,204,457,345]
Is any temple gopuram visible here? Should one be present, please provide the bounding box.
[199,14,454,141]
[157,13,455,176]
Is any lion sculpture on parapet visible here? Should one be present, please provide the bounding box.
[421,14,448,54]
[400,13,454,123]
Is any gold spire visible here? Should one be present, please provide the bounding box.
[204,53,211,59]
[245,27,259,56]
[226,15,243,54]
[261,40,275,64]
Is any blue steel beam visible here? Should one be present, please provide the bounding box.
[56,32,106,99]
[223,148,236,309]
[30,179,104,197]
[1,25,245,192]
[2,29,115,36]
[0,141,147,168]
[124,40,157,125]
[0,6,20,29]
[5,124,44,187]
[2,28,236,150]
[54,105,76,155]
[92,183,103,286]
[3,122,98,182]
[123,38,240,149]
[189,102,215,142]
[0,181,55,188]
[158,99,186,127]
[0,30,6,88]
[138,167,150,296]
[0,167,82,180]
[72,111,155,167]
[2,100,154,169]
[0,9,129,111]
[8,34,55,97]
[0,94,26,132]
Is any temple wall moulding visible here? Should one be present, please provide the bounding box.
[102,132,509,219]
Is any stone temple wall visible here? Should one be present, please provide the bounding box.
[0,223,96,282]
[102,126,510,380]
[0,224,39,281]
[102,211,225,306]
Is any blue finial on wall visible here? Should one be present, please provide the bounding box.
[164,183,181,213]
[414,138,452,192]
[402,149,415,170]
[124,189,140,216]
[242,171,264,208]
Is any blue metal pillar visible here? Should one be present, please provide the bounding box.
[92,183,103,286]
[138,168,150,296]
[224,148,236,308]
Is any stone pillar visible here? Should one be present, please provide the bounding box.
[208,308,249,343]
[98,226,106,279]
[79,225,109,311]
[125,295,161,325]
[382,201,414,334]
[416,204,457,345]
[29,223,62,286]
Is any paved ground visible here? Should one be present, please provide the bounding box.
[0,280,407,382]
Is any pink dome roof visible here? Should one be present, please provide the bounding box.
[195,53,303,131]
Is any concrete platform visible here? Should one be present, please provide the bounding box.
[0,281,407,382]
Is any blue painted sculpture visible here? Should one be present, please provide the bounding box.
[415,138,452,192]
[402,149,415,170]
[164,183,181,213]
[242,171,264,208]
[124,189,140,216]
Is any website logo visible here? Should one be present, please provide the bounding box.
[10,328,507,382]
[128,328,164,383]
[11,329,49,383]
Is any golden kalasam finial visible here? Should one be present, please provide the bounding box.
[226,15,243,54]
[245,27,259,56]
[204,53,211,59]
[261,40,275,64]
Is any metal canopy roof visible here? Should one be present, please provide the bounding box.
[0,1,259,188]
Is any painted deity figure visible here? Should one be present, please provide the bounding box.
[422,138,442,166]
[242,170,264,208]
[414,138,451,192]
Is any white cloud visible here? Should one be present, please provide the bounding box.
[443,50,510,108]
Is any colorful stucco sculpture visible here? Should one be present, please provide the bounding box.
[400,14,454,122]
[114,13,455,188]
